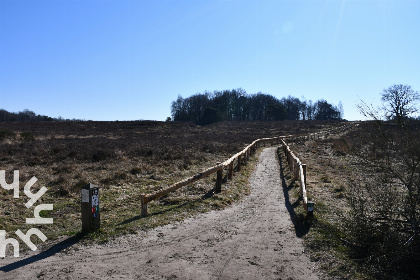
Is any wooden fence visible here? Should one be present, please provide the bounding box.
[139,123,357,217]
[140,136,286,217]
[281,139,312,214]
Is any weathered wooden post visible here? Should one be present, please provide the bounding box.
[302,164,307,186]
[140,194,148,217]
[244,150,248,165]
[237,154,242,171]
[81,183,100,233]
[228,161,234,180]
[215,164,223,193]
[288,151,293,169]
[288,152,292,171]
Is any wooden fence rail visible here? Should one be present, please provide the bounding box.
[281,139,312,214]
[140,136,286,216]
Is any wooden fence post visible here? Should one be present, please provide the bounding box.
[140,194,148,217]
[288,152,293,169]
[216,166,223,193]
[237,154,242,171]
[289,158,292,174]
[302,164,307,186]
[228,161,234,180]
[81,183,100,233]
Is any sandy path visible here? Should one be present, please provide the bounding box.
[0,147,320,280]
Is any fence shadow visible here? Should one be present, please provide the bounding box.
[0,234,82,272]
[277,151,313,238]
[118,187,218,226]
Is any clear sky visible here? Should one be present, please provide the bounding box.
[1,0,419,121]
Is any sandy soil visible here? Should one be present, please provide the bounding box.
[0,147,321,280]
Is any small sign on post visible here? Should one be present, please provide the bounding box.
[81,183,100,233]
[307,200,315,217]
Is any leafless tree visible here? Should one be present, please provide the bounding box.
[381,84,419,123]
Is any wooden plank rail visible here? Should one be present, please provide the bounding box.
[140,163,224,217]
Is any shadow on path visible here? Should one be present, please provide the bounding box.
[277,150,313,238]
[118,187,218,226]
[0,234,82,272]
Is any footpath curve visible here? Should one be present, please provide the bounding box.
[0,147,321,280]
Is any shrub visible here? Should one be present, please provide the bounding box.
[20,131,35,141]
[0,130,15,141]
[90,149,114,162]
[130,167,142,175]
[346,121,420,278]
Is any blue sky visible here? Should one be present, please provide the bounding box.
[1,0,419,121]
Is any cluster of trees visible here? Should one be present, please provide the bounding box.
[0,109,80,122]
[171,89,343,124]
[0,109,55,122]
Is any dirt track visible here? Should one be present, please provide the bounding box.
[0,147,321,279]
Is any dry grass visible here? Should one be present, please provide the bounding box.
[285,123,420,279]
[1,120,339,250]
[6,120,399,279]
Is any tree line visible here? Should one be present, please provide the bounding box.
[0,109,84,122]
[171,88,343,124]
[0,109,55,122]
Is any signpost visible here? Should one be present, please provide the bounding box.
[81,183,100,233]
[307,200,315,217]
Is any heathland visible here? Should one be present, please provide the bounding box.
[1,119,419,279]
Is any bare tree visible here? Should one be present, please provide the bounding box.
[381,84,419,123]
